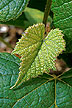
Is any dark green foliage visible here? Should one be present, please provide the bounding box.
[0,53,72,108]
[0,0,29,21]
[0,0,72,107]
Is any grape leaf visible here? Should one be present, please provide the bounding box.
[12,23,65,88]
[51,0,72,53]
[0,0,29,21]
[0,53,72,108]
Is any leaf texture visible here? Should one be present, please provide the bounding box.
[51,0,72,52]
[0,0,29,21]
[12,23,65,88]
[0,53,72,108]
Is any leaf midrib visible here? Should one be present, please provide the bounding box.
[58,78,72,88]
[60,76,72,79]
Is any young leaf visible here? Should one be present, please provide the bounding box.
[51,0,72,53]
[0,53,72,108]
[0,0,29,21]
[12,23,65,88]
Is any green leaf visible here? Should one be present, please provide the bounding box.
[0,53,72,108]
[0,0,29,21]
[51,0,72,53]
[24,7,52,28]
[12,23,65,88]
[0,7,52,29]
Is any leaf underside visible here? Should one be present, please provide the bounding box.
[51,0,72,53]
[12,23,65,88]
[0,53,72,108]
[0,0,29,21]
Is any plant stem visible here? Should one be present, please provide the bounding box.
[43,0,52,26]
[0,37,13,49]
